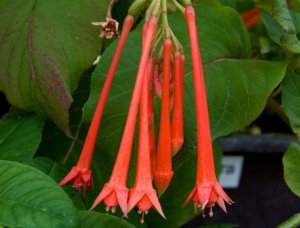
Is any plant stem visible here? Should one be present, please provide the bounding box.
[267,97,290,127]
[162,0,171,38]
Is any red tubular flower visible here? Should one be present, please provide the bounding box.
[59,15,134,194]
[127,58,165,223]
[147,60,157,175]
[240,7,261,29]
[184,6,233,216]
[171,51,184,155]
[180,54,186,104]
[91,17,158,216]
[153,39,173,195]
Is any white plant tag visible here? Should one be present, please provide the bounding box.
[219,156,244,189]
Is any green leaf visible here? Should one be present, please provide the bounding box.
[82,4,286,225]
[283,143,300,197]
[0,0,110,134]
[26,157,87,211]
[79,211,135,228]
[278,213,300,228]
[289,1,300,12]
[282,69,300,135]
[0,160,78,228]
[0,109,44,162]
[258,0,300,52]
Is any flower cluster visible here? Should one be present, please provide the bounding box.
[60,0,233,222]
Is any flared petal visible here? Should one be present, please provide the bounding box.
[91,182,129,216]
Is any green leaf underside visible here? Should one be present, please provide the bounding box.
[82,5,286,226]
[283,143,300,197]
[0,160,78,228]
[258,0,300,53]
[0,0,110,134]
[0,109,44,162]
[278,213,300,228]
[79,211,135,228]
[282,69,300,135]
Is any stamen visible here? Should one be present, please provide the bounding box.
[202,209,206,218]
[140,212,145,224]
[193,202,198,214]
[209,206,213,217]
[138,209,143,214]
[105,206,110,212]
[111,206,116,213]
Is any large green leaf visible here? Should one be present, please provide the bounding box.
[82,4,286,226]
[0,160,78,228]
[282,69,300,135]
[283,143,300,197]
[0,109,44,162]
[26,156,87,211]
[0,0,110,134]
[79,211,135,228]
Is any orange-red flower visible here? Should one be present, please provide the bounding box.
[91,17,158,216]
[128,58,165,223]
[184,6,233,216]
[240,7,261,29]
[171,51,184,155]
[153,39,173,195]
[59,15,134,194]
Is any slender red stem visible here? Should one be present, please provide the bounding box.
[171,52,184,155]
[154,39,173,194]
[185,6,216,183]
[109,17,157,185]
[77,15,134,169]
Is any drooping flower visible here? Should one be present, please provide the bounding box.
[91,17,158,216]
[153,39,174,195]
[127,57,165,223]
[59,15,134,193]
[240,7,261,29]
[171,51,184,155]
[184,6,233,216]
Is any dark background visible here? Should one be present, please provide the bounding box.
[183,152,300,228]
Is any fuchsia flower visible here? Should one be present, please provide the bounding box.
[240,7,261,29]
[59,15,134,194]
[153,39,174,196]
[91,17,158,216]
[184,6,233,216]
[127,58,165,223]
[171,51,185,155]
